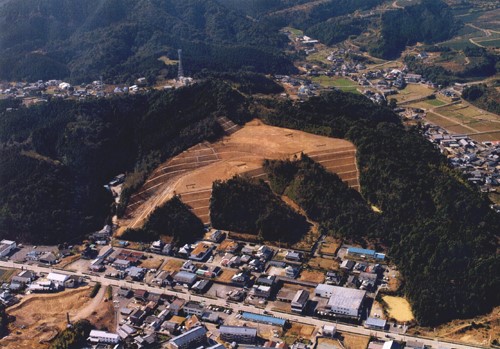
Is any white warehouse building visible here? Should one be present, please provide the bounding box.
[325,286,366,318]
[88,330,120,344]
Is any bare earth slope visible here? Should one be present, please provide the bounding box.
[117,119,358,232]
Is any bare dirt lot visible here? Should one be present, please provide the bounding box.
[299,269,325,283]
[117,119,358,232]
[0,287,108,349]
[382,295,415,322]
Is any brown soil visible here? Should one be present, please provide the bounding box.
[117,119,358,233]
[299,270,325,283]
[410,306,500,347]
[0,288,93,349]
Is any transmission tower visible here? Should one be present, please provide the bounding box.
[177,49,184,79]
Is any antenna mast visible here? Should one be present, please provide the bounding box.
[177,49,184,79]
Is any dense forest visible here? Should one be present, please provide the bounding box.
[264,156,378,243]
[369,0,459,59]
[462,83,500,115]
[0,304,8,338]
[0,80,248,243]
[0,0,295,82]
[258,90,499,326]
[121,196,204,245]
[48,320,92,349]
[210,176,310,243]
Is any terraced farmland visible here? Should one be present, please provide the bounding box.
[118,119,358,231]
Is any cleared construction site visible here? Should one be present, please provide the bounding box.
[118,118,359,231]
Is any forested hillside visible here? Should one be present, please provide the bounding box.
[122,197,204,245]
[369,0,459,59]
[264,156,378,243]
[210,176,310,243]
[463,83,500,114]
[259,90,499,326]
[0,0,295,82]
[0,81,247,243]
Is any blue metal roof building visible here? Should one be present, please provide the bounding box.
[347,247,385,260]
[241,312,287,327]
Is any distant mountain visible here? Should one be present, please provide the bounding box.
[0,0,295,82]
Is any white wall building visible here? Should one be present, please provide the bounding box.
[88,330,120,344]
[0,240,16,257]
[325,286,366,318]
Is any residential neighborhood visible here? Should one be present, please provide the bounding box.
[0,225,469,349]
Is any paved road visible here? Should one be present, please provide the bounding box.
[0,260,488,349]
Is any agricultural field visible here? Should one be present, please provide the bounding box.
[118,119,359,231]
[140,256,164,270]
[298,269,325,283]
[311,76,360,94]
[0,268,16,282]
[319,236,341,256]
[424,101,500,141]
[308,256,340,271]
[162,259,183,274]
[285,27,304,36]
[282,322,316,345]
[339,332,371,349]
[382,296,415,322]
[392,84,436,103]
[317,337,343,349]
[306,49,333,65]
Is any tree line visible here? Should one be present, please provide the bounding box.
[210,176,310,243]
[0,80,248,244]
[257,89,499,326]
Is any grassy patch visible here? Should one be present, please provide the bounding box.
[425,99,446,107]
[477,38,500,48]
[311,76,360,94]
[285,27,304,36]
[0,268,16,282]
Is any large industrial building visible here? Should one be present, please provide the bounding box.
[323,286,366,318]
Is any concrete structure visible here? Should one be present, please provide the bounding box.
[168,326,207,349]
[183,301,205,316]
[173,271,197,286]
[0,240,16,257]
[219,325,257,344]
[291,290,309,313]
[323,324,337,337]
[88,330,120,344]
